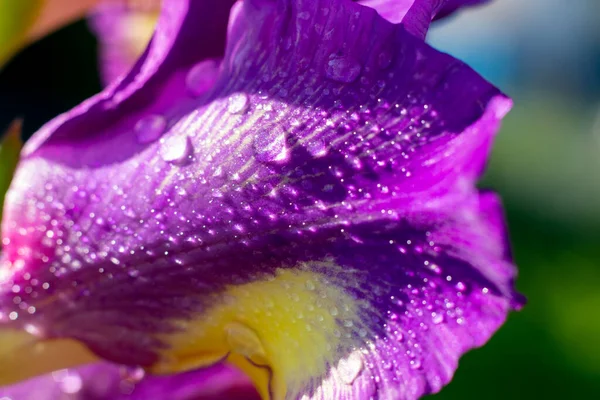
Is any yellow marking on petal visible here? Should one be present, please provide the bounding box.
[0,328,98,386]
[152,267,362,400]
[226,352,274,400]
[117,10,159,62]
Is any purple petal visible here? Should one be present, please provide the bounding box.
[434,0,491,20]
[1,0,520,399]
[292,190,521,399]
[0,362,259,400]
[358,0,491,36]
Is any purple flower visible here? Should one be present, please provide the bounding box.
[0,0,523,399]
[89,0,491,85]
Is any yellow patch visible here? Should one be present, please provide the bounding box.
[0,329,98,386]
[152,267,362,400]
[121,12,159,61]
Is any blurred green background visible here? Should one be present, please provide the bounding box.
[0,0,598,398]
[429,0,600,398]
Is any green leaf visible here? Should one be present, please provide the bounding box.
[0,120,23,223]
[0,0,43,68]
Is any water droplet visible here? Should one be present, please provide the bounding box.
[325,54,361,83]
[227,93,250,114]
[59,372,83,394]
[409,359,422,370]
[160,136,193,165]
[432,313,444,325]
[186,59,219,97]
[382,359,393,370]
[307,140,328,157]
[253,127,289,163]
[123,366,146,383]
[337,352,364,385]
[135,114,167,143]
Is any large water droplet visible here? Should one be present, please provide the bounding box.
[186,59,219,97]
[337,352,364,385]
[325,55,361,83]
[135,114,166,144]
[227,93,250,114]
[253,127,289,163]
[160,136,193,165]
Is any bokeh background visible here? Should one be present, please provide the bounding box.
[0,0,598,398]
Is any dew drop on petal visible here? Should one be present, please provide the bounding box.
[227,93,250,114]
[409,359,422,370]
[253,127,289,163]
[59,372,83,394]
[337,352,364,385]
[307,140,328,157]
[135,114,167,144]
[432,312,444,325]
[186,59,219,97]
[123,366,146,383]
[325,54,361,83]
[382,359,393,370]
[160,136,193,165]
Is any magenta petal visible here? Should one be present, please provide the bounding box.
[0,362,258,400]
[1,0,520,398]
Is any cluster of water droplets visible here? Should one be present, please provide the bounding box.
[0,7,502,400]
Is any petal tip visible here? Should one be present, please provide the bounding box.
[490,94,513,120]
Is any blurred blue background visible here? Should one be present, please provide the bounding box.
[0,0,598,398]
